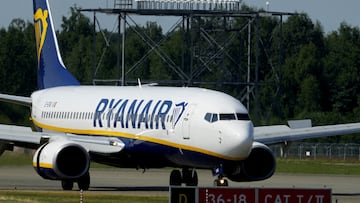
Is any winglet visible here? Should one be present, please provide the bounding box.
[33,0,80,89]
[288,119,312,129]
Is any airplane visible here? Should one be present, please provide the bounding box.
[1,0,360,190]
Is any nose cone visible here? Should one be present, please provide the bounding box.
[221,121,254,160]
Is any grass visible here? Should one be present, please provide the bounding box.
[0,151,33,166]
[276,158,360,175]
[0,190,168,203]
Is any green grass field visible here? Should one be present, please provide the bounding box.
[276,158,360,175]
[0,151,33,166]
[0,190,168,203]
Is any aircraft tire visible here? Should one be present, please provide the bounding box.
[77,172,90,191]
[184,170,198,186]
[61,180,74,190]
[170,170,182,186]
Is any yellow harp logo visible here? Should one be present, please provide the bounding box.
[34,8,49,67]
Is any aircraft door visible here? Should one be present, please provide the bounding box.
[182,104,196,139]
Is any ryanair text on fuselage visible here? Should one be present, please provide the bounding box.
[93,98,188,130]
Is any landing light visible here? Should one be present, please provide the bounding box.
[110,140,121,146]
[220,179,225,184]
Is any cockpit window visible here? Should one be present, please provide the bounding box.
[204,113,212,122]
[236,113,250,120]
[219,114,236,120]
[204,113,218,123]
[211,114,218,122]
[205,112,250,123]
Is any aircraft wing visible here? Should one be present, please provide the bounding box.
[0,93,32,107]
[254,120,360,144]
[0,124,124,154]
[0,124,41,149]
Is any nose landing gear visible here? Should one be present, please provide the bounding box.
[214,175,229,186]
[212,165,229,186]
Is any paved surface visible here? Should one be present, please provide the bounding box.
[0,166,359,201]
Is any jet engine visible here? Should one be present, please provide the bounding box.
[226,142,276,182]
[33,140,90,180]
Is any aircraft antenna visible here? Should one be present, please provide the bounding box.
[137,78,142,88]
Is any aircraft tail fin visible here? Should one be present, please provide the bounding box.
[33,0,80,89]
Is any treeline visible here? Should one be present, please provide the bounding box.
[0,6,359,142]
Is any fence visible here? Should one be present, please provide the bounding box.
[270,142,360,160]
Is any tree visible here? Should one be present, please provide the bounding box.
[58,7,94,84]
[277,14,325,119]
[323,23,360,116]
[0,19,35,126]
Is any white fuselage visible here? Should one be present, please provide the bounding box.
[30,86,254,168]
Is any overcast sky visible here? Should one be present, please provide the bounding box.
[0,0,359,33]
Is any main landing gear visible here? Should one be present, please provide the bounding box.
[170,168,198,186]
[61,172,90,191]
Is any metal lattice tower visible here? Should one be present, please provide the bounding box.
[80,0,294,122]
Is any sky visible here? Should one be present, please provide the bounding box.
[0,0,359,34]
[243,0,360,33]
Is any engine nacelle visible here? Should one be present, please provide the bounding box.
[226,142,276,182]
[33,140,90,180]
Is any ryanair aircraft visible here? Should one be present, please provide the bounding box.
[0,0,360,190]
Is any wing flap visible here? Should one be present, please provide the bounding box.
[254,122,360,144]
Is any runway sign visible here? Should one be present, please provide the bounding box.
[171,187,196,203]
[170,187,331,203]
[258,188,331,203]
[199,188,256,203]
